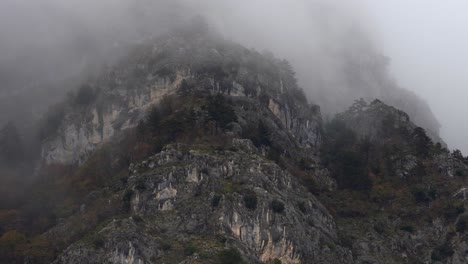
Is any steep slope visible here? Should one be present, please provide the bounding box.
[2,23,468,264]
[4,24,349,263]
[40,22,321,165]
[320,99,468,263]
[54,142,351,263]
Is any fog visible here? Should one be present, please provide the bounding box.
[0,0,466,153]
[360,0,468,154]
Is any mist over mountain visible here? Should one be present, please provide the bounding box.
[1,2,468,263]
[0,0,453,150]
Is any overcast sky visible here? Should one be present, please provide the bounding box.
[361,0,468,153]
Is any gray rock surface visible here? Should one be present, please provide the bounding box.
[34,25,468,264]
[55,142,352,264]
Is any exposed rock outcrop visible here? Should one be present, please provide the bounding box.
[55,142,352,264]
[41,28,322,165]
[21,23,468,264]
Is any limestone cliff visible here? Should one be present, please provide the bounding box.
[11,24,467,264]
[41,26,321,165]
[33,26,338,264]
[54,142,351,264]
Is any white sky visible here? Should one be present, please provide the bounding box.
[362,0,468,153]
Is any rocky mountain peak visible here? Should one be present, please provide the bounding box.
[40,26,320,165]
[2,23,468,264]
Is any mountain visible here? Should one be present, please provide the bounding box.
[1,23,468,264]
[298,25,445,147]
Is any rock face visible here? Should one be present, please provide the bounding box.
[55,142,352,264]
[41,70,187,164]
[25,23,468,264]
[41,26,322,165]
[37,25,338,264]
